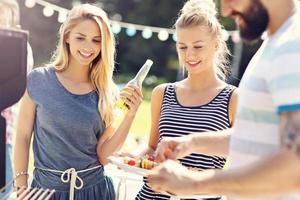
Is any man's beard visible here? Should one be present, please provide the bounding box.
[233,0,269,43]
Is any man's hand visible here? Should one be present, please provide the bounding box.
[147,160,202,195]
[155,136,194,162]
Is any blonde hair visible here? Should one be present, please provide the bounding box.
[0,0,20,28]
[51,4,117,127]
[175,0,230,80]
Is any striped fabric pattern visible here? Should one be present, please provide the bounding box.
[228,10,300,200]
[136,84,235,200]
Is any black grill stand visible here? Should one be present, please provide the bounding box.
[0,28,28,189]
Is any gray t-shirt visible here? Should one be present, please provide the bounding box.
[27,66,105,171]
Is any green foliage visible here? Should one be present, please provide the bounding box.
[90,0,184,82]
[119,99,152,151]
[115,73,168,101]
[17,0,259,84]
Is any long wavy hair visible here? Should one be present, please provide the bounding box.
[50,4,118,127]
[175,0,231,80]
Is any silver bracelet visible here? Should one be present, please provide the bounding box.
[14,171,29,180]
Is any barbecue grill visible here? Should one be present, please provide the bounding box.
[0,182,55,200]
[0,28,55,199]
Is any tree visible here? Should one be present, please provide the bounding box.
[17,0,260,86]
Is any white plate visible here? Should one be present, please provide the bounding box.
[108,156,151,176]
[108,156,218,199]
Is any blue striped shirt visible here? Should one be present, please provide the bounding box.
[229,9,300,200]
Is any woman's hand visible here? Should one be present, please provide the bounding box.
[120,84,143,116]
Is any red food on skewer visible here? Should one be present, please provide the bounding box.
[123,155,158,169]
[127,160,136,166]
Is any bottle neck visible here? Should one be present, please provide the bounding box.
[128,78,141,88]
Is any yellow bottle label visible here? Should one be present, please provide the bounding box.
[115,98,129,112]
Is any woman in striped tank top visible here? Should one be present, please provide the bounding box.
[135,0,238,199]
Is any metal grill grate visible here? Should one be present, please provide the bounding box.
[1,182,55,200]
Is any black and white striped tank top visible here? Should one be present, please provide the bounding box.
[136,84,235,200]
